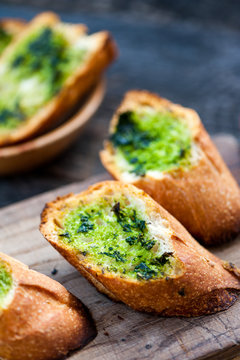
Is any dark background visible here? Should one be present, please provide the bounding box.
[1,0,240,207]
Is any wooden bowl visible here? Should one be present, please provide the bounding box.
[0,79,105,175]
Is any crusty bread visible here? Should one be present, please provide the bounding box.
[0,19,26,57]
[0,12,117,146]
[100,90,240,245]
[40,181,240,317]
[0,19,26,40]
[0,252,96,360]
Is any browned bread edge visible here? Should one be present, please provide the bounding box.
[100,90,240,245]
[0,12,117,146]
[0,252,97,360]
[0,18,26,36]
[40,181,240,317]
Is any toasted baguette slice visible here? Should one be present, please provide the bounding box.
[0,252,96,360]
[0,12,117,146]
[0,19,26,55]
[100,90,240,245]
[40,181,240,316]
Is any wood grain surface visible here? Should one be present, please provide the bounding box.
[0,136,240,360]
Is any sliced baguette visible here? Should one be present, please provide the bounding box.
[100,90,240,245]
[40,181,240,316]
[0,12,117,146]
[0,252,96,360]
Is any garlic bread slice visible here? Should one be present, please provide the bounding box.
[100,91,240,245]
[40,181,240,316]
[0,252,96,360]
[0,12,117,146]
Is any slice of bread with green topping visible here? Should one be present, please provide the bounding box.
[0,12,117,146]
[0,19,26,55]
[0,252,96,360]
[40,181,240,316]
[100,91,240,245]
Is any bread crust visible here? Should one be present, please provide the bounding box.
[0,18,26,37]
[0,12,117,146]
[40,181,240,317]
[100,90,240,245]
[0,252,96,360]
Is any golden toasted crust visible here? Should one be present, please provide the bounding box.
[0,252,96,360]
[0,12,117,146]
[40,181,240,317]
[100,90,240,245]
[0,18,26,37]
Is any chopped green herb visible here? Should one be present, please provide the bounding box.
[136,219,146,231]
[179,148,186,158]
[59,231,70,238]
[77,213,94,233]
[77,223,94,233]
[112,202,121,216]
[131,163,146,177]
[151,252,173,266]
[122,224,132,232]
[129,157,138,164]
[125,235,138,245]
[51,268,58,275]
[59,196,176,280]
[80,251,88,256]
[139,236,155,250]
[0,27,12,55]
[111,109,192,176]
[125,234,155,250]
[134,262,157,280]
[0,25,87,129]
[79,215,90,222]
[111,112,153,149]
[100,250,126,263]
[0,103,26,128]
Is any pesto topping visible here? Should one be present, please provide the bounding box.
[0,27,12,55]
[59,196,175,280]
[0,26,87,129]
[0,261,13,307]
[110,110,192,176]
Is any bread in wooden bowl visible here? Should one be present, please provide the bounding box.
[0,12,117,146]
[0,18,26,55]
[0,251,96,360]
[100,90,240,245]
[40,181,240,317]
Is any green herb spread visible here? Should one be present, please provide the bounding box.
[0,27,12,55]
[110,110,192,176]
[59,196,175,280]
[0,26,87,129]
[0,261,13,307]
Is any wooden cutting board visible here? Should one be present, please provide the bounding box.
[1,135,240,360]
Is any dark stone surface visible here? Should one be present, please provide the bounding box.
[0,2,240,207]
